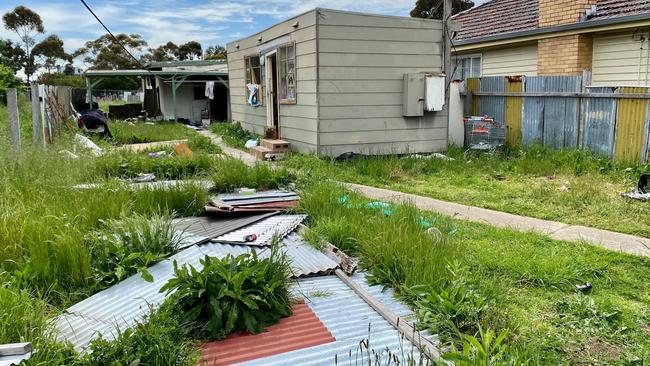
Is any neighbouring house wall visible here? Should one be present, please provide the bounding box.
[538,34,593,75]
[316,9,448,157]
[481,43,538,76]
[539,0,597,27]
[592,30,650,86]
[226,10,318,153]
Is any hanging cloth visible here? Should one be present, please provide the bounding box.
[205,81,215,100]
[246,83,259,107]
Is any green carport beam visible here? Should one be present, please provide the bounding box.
[171,75,189,122]
[86,77,104,110]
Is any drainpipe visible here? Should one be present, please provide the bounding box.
[646,30,650,86]
[638,32,646,86]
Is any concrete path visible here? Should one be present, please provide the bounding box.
[345,183,650,257]
[197,130,257,166]
[117,139,188,152]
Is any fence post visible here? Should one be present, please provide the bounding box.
[7,88,20,152]
[578,69,591,149]
[31,83,41,146]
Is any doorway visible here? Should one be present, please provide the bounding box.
[265,52,280,136]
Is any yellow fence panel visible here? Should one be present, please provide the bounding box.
[505,76,523,146]
[615,87,649,162]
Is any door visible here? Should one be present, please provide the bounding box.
[265,52,280,135]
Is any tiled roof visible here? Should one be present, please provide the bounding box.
[453,0,538,41]
[588,0,650,20]
[454,0,650,41]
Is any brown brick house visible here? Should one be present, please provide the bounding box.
[451,0,650,85]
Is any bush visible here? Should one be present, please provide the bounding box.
[161,246,293,340]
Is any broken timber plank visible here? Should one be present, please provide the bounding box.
[0,342,32,356]
[335,269,444,362]
[298,224,358,275]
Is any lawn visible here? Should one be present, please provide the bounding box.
[299,180,650,365]
[284,146,650,238]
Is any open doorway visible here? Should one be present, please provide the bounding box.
[265,52,280,137]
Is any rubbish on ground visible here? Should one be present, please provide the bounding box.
[148,151,167,158]
[74,134,103,156]
[77,109,112,139]
[145,122,155,125]
[206,190,299,214]
[339,195,438,230]
[59,150,79,159]
[620,173,650,201]
[639,173,649,193]
[243,233,257,242]
[558,181,571,192]
[174,143,193,157]
[575,282,593,292]
[411,153,455,161]
[244,139,258,149]
[129,173,156,183]
[265,152,285,161]
[335,152,366,162]
[236,188,257,195]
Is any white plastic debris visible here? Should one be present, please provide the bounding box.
[59,150,79,159]
[74,134,103,156]
[244,139,258,149]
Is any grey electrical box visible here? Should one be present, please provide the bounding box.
[403,73,425,117]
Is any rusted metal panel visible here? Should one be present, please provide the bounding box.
[505,76,523,145]
[583,87,617,157]
[543,76,581,149]
[522,76,545,146]
[615,87,649,162]
[466,77,480,116]
[479,76,505,123]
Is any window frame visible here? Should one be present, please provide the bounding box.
[277,42,297,105]
[451,53,482,81]
[244,54,264,105]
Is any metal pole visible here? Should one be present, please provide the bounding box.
[7,88,20,152]
[30,83,41,146]
[86,77,93,110]
[172,77,178,122]
[444,0,452,146]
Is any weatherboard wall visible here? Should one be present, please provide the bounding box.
[227,10,319,153]
[316,9,448,156]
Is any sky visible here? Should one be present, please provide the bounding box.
[1,0,488,70]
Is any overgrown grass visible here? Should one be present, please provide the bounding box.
[298,180,650,365]
[211,157,292,192]
[286,145,650,237]
[210,121,259,150]
[108,121,196,145]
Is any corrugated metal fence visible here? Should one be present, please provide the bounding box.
[464,75,650,162]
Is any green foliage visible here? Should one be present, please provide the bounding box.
[212,157,292,192]
[89,212,181,287]
[108,121,196,145]
[74,33,147,70]
[161,247,293,340]
[2,5,44,81]
[93,151,217,180]
[32,34,70,72]
[410,0,474,19]
[210,121,259,150]
[0,38,25,72]
[442,327,513,366]
[0,63,21,88]
[80,305,198,366]
[38,73,85,87]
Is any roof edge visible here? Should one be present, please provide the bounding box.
[455,13,650,46]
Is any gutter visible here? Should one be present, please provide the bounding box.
[454,13,650,50]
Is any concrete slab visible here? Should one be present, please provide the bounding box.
[345,183,650,258]
[117,139,188,152]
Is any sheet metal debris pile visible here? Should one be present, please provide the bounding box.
[206,189,299,213]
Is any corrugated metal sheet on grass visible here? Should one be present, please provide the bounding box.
[173,213,277,248]
[54,218,335,353]
[214,214,307,246]
[237,273,435,366]
[583,86,617,157]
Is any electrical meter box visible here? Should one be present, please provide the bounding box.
[403,73,425,117]
[424,74,445,112]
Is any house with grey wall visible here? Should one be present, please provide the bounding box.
[226,8,449,157]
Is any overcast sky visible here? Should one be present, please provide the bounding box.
[1,0,489,67]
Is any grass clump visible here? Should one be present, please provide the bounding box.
[212,158,292,192]
[161,245,293,341]
[210,121,259,150]
[93,150,218,180]
[89,212,182,288]
[108,121,196,145]
[80,305,199,366]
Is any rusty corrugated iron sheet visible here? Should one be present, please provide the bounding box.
[615,87,650,162]
[200,303,336,366]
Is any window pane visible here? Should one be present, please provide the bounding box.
[471,57,481,77]
[287,45,295,59]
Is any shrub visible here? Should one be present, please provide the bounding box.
[161,246,293,340]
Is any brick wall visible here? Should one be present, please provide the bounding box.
[538,34,593,75]
[539,0,597,27]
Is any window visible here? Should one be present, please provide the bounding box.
[278,43,296,104]
[451,55,482,81]
[245,55,263,104]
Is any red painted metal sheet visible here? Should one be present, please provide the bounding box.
[201,303,335,365]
